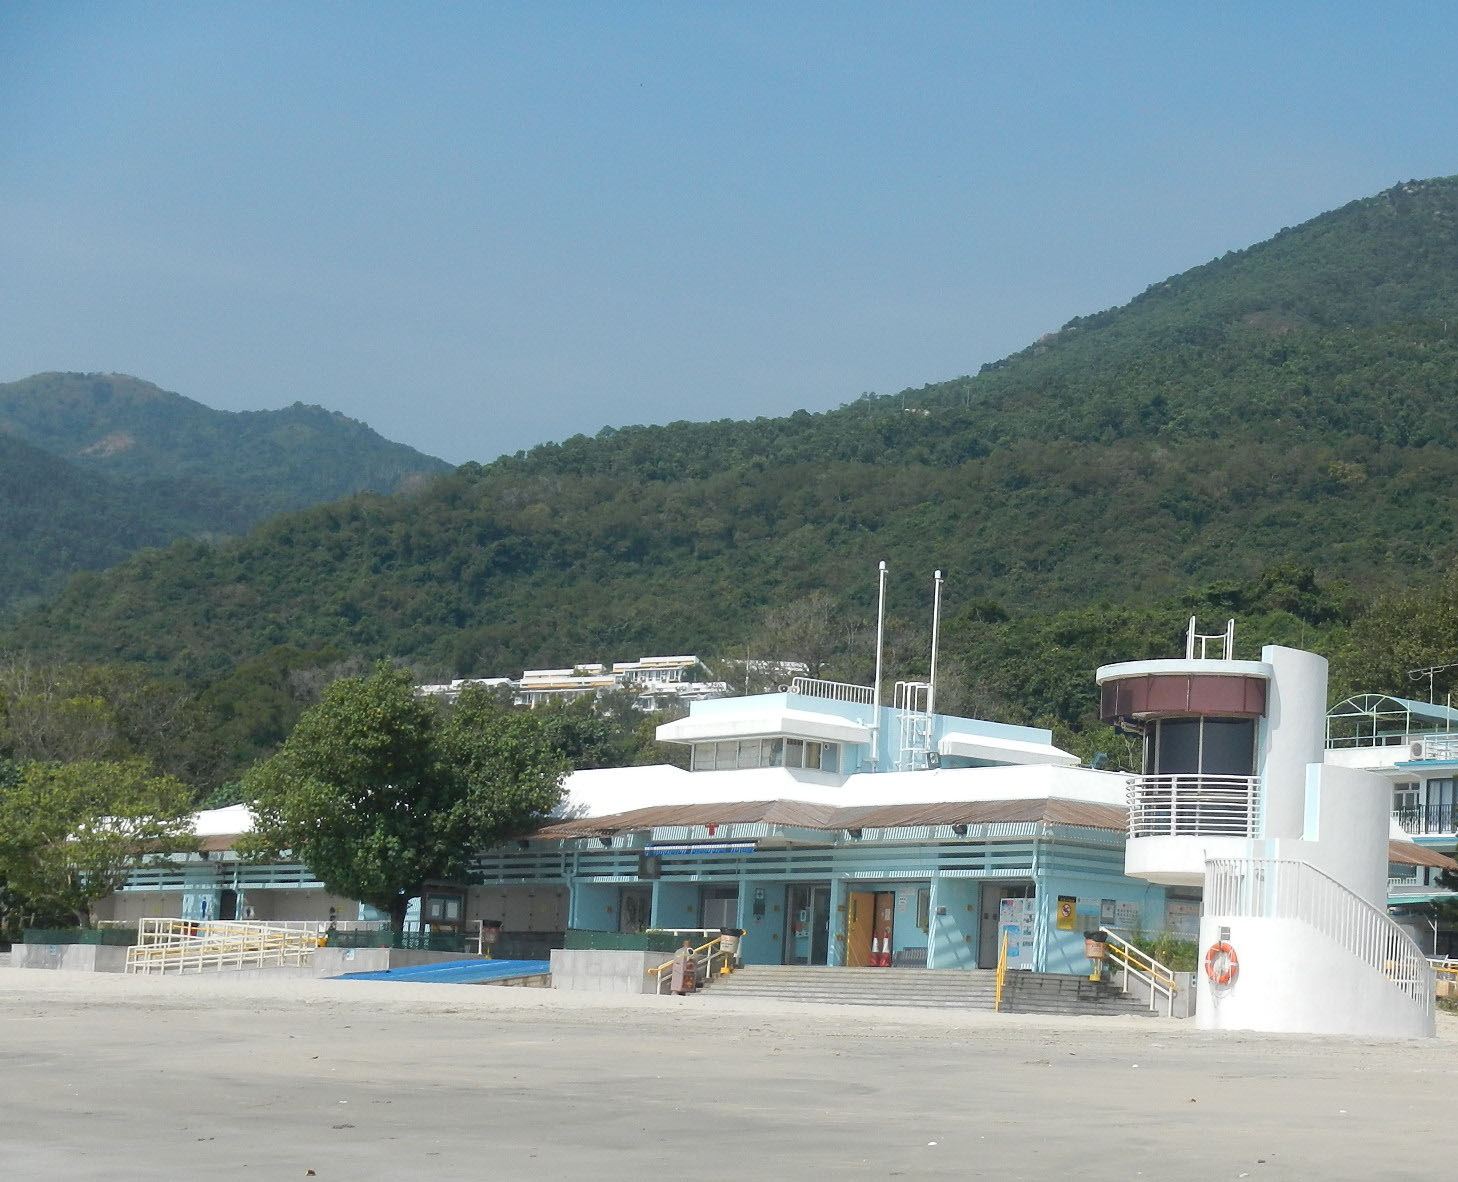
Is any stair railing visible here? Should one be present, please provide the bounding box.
[1099,930,1178,1017]
[647,936,736,995]
[1206,856,1435,1019]
[993,930,1010,1012]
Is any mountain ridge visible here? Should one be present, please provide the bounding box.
[9,176,1458,693]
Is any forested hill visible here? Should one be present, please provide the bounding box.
[0,373,451,610]
[10,177,1458,701]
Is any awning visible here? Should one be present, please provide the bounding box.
[657,708,872,746]
[938,732,1079,768]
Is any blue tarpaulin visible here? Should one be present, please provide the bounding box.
[336,958,550,984]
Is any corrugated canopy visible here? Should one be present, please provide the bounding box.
[1389,840,1458,871]
[533,797,1128,839]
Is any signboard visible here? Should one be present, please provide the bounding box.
[1056,896,1077,931]
[1115,901,1141,931]
[1100,898,1116,924]
[1166,900,1201,939]
[998,897,1036,970]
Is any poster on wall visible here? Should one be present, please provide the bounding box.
[1165,899,1201,939]
[998,897,1036,970]
[1056,896,1076,931]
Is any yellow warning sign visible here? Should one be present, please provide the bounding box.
[1056,896,1077,931]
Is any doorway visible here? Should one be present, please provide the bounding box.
[700,886,739,931]
[784,884,831,965]
[619,886,653,934]
[846,889,895,967]
[978,882,1033,968]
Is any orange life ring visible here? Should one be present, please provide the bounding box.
[1204,941,1239,985]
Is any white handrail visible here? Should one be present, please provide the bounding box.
[789,676,876,706]
[1099,930,1178,1017]
[126,919,320,975]
[1206,857,1434,1018]
[1128,774,1262,838]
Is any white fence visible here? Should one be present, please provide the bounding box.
[789,676,875,706]
[1128,774,1261,838]
[1205,856,1434,1018]
[125,918,321,975]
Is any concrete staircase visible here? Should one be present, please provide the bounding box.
[999,970,1156,1017]
[704,965,1155,1016]
[707,965,1000,1009]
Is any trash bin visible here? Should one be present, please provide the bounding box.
[718,928,744,957]
[1083,931,1107,960]
[479,919,503,957]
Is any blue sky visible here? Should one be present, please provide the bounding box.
[2,4,1456,463]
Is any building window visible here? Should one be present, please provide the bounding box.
[689,738,841,772]
[1145,717,1256,777]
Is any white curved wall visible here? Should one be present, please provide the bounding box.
[1124,835,1254,886]
[1195,914,1434,1038]
[1258,646,1328,839]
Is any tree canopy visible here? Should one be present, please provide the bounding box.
[240,665,566,929]
[0,757,195,926]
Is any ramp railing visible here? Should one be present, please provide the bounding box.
[647,935,737,995]
[1099,930,1179,1017]
[125,918,321,975]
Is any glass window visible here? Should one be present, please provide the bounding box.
[714,740,737,770]
[1155,719,1200,774]
[785,738,804,768]
[735,739,760,769]
[916,888,931,932]
[819,743,839,773]
[691,743,712,772]
[804,741,822,770]
[769,738,785,767]
[1201,719,1256,776]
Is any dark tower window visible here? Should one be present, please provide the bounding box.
[1147,717,1256,777]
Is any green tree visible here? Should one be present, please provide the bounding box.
[240,666,566,932]
[0,757,195,926]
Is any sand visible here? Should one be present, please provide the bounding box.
[1,967,1454,1180]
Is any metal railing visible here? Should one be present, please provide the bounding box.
[993,930,1009,1013]
[1327,730,1458,755]
[125,918,321,975]
[789,676,876,706]
[1100,930,1178,1017]
[647,935,738,995]
[1128,774,1262,838]
[1206,857,1434,1018]
[1393,802,1458,836]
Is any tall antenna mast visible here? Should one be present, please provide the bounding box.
[928,569,944,717]
[872,560,887,770]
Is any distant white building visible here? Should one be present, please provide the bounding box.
[417,655,731,712]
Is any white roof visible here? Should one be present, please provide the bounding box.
[561,762,1129,819]
[938,731,1079,767]
[194,803,254,837]
[657,707,872,746]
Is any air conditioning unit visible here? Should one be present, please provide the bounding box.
[1410,740,1426,760]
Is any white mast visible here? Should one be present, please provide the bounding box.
[872,560,887,769]
[928,569,943,717]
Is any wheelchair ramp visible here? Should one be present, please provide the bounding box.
[337,958,550,984]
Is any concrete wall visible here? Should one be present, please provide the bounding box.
[13,943,129,972]
[1036,871,1160,976]
[1196,914,1433,1038]
[927,877,978,969]
[92,892,185,924]
[465,885,567,931]
[1301,764,1391,912]
[549,948,663,994]
[569,882,619,931]
[651,881,700,930]
[243,889,358,923]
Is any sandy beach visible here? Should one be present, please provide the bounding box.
[1,967,1454,1180]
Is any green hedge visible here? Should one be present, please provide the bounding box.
[22,928,138,947]
[563,929,690,954]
